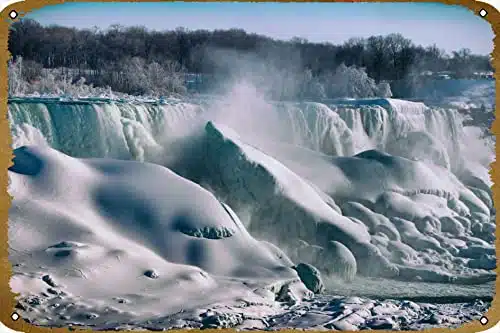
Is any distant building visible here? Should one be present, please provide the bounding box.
[418,71,452,79]
[418,70,494,80]
[420,70,433,77]
[435,71,453,80]
[472,71,494,80]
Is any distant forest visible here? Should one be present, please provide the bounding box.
[8,19,494,98]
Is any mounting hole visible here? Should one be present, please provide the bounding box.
[480,316,489,325]
[11,312,19,321]
[479,9,488,17]
[9,10,18,19]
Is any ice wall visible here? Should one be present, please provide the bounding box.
[8,100,202,162]
[9,97,492,190]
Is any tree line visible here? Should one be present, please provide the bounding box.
[8,19,493,98]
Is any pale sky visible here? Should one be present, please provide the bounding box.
[25,2,494,55]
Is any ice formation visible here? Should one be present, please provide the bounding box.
[7,90,496,329]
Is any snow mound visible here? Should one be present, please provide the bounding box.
[198,122,399,278]
[187,122,495,285]
[8,145,313,327]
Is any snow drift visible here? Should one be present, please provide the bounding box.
[180,121,494,284]
[8,145,313,327]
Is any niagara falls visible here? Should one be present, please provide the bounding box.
[4,2,496,331]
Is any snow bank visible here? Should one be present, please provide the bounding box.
[200,122,403,277]
[186,121,495,285]
[8,145,313,327]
